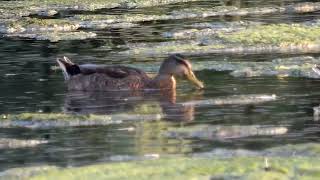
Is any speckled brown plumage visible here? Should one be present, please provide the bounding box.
[57,54,204,91]
[67,66,152,91]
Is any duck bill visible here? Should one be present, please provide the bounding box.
[186,70,204,89]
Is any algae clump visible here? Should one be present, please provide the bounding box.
[219,24,320,46]
[6,18,79,32]
[1,156,320,180]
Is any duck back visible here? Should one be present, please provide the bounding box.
[68,65,151,91]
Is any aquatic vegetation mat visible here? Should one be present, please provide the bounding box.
[127,55,320,78]
[0,113,163,128]
[219,24,320,46]
[5,31,97,42]
[73,2,320,23]
[1,1,320,42]
[0,138,47,149]
[180,94,277,106]
[1,143,320,179]
[165,125,288,140]
[124,23,320,55]
[196,56,320,78]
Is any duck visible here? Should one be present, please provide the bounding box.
[56,54,204,91]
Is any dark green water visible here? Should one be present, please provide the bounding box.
[1,0,320,171]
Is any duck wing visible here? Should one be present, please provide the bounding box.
[57,57,151,91]
[79,64,146,79]
[66,64,151,91]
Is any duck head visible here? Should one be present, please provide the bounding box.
[158,54,204,89]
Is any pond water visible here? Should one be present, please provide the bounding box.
[1,0,320,172]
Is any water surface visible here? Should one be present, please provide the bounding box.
[1,0,320,171]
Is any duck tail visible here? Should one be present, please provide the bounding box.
[56,56,81,80]
[313,64,320,76]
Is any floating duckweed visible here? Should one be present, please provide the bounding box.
[7,113,89,121]
[219,24,320,45]
[165,124,286,140]
[5,31,96,42]
[1,153,320,179]
[126,23,320,55]
[27,0,205,10]
[0,138,48,149]
[133,103,162,115]
[6,17,79,33]
[74,14,173,23]
[0,112,163,128]
[74,3,320,24]
[21,18,74,27]
[129,44,226,55]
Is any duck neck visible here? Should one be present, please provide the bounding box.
[152,74,176,90]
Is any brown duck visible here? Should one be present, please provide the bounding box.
[56,54,204,91]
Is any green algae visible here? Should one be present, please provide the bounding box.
[5,18,79,33]
[0,0,207,18]
[165,124,287,140]
[229,56,320,78]
[73,2,320,24]
[6,113,92,121]
[0,112,162,128]
[124,42,320,56]
[117,55,320,78]
[1,16,96,41]
[72,6,238,23]
[79,21,138,29]
[125,23,320,55]
[165,27,245,39]
[2,1,319,14]
[74,14,173,23]
[2,155,320,179]
[17,18,74,27]
[173,2,320,18]
[0,2,58,20]
[0,166,59,180]
[126,0,204,8]
[5,112,160,122]
[219,24,320,46]
[5,31,96,42]
[224,56,320,78]
[180,94,277,106]
[2,143,320,179]
[266,143,320,157]
[127,43,226,55]
[30,0,121,11]
[68,2,320,27]
[133,103,162,115]
[0,2,38,19]
[3,1,320,44]
[0,138,48,149]
[25,0,204,11]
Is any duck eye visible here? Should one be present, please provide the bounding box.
[176,59,189,68]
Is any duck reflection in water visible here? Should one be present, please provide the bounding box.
[62,90,201,121]
[57,54,204,121]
